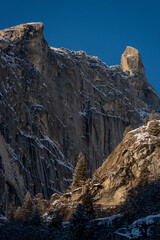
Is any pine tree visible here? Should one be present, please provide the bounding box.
[21,192,33,221]
[14,206,23,221]
[48,210,62,229]
[92,170,100,184]
[69,204,89,240]
[148,120,160,136]
[82,186,95,219]
[29,208,41,226]
[72,152,88,188]
[8,202,16,222]
[33,193,49,214]
[123,125,133,137]
[149,110,159,121]
[143,117,148,126]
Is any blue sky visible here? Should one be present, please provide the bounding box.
[1,0,160,95]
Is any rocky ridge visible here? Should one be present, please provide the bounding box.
[0,23,160,213]
[95,119,160,205]
[47,120,160,220]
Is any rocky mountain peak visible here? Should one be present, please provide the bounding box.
[0,22,47,72]
[121,46,145,75]
[0,22,44,46]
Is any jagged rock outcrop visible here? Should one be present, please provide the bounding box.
[47,120,160,220]
[0,23,160,213]
[121,46,145,75]
[94,119,160,205]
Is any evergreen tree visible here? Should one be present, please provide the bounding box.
[8,202,16,222]
[92,170,100,184]
[143,117,148,126]
[147,110,160,136]
[14,206,23,222]
[82,186,95,220]
[69,204,89,240]
[48,210,62,229]
[120,180,160,224]
[123,125,133,137]
[21,192,33,221]
[149,110,159,121]
[72,152,88,188]
[29,208,41,226]
[148,120,160,136]
[33,193,49,214]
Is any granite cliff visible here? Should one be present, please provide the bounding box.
[0,23,160,213]
[94,119,160,205]
[47,119,160,221]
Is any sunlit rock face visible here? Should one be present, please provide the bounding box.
[121,46,145,75]
[45,121,160,220]
[0,23,160,213]
[94,120,160,205]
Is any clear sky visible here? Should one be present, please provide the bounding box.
[1,0,160,95]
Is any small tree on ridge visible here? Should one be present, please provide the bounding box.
[72,152,88,188]
[149,110,159,121]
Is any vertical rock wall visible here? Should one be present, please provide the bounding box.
[0,23,159,212]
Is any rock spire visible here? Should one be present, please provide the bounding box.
[121,46,145,75]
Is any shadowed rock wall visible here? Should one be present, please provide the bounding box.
[0,23,159,213]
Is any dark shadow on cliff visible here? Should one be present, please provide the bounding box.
[120,179,160,225]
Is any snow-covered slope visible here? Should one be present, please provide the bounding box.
[116,213,160,239]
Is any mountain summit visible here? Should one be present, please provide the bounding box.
[121,46,145,75]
